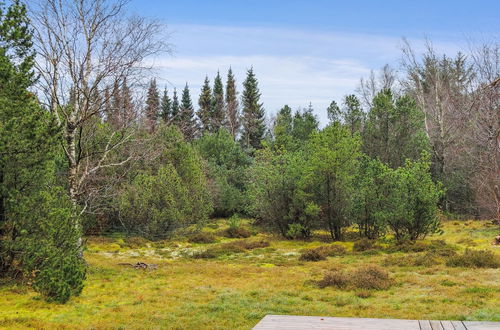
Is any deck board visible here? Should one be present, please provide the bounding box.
[252,315,500,330]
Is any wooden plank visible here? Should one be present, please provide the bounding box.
[441,321,455,330]
[420,320,433,330]
[252,316,500,330]
[451,321,467,330]
[253,315,420,330]
[463,321,500,330]
[430,320,444,330]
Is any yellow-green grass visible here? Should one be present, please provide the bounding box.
[1,220,499,329]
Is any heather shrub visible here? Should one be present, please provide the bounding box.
[350,264,392,290]
[353,239,378,252]
[446,249,500,268]
[223,226,252,238]
[317,270,349,288]
[315,244,347,256]
[188,232,217,244]
[317,264,392,290]
[299,249,326,262]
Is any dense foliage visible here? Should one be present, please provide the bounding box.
[1,0,497,304]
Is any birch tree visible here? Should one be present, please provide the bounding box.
[31,0,169,215]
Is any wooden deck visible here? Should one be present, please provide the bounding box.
[252,315,500,330]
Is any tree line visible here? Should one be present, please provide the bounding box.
[0,0,498,303]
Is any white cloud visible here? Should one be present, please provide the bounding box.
[147,24,465,125]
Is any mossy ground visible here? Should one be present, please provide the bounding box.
[1,219,499,329]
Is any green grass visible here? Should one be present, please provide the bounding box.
[1,219,499,329]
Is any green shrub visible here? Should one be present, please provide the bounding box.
[446,249,500,268]
[188,232,217,244]
[299,249,326,262]
[286,223,310,240]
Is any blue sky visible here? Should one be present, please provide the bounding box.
[129,0,500,124]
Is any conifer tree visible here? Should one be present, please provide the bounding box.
[179,83,198,140]
[342,94,364,136]
[225,67,240,139]
[108,80,121,127]
[160,87,171,123]
[145,78,159,132]
[0,0,85,301]
[212,71,225,131]
[241,67,266,150]
[197,76,212,132]
[327,100,341,124]
[121,77,134,127]
[171,88,180,124]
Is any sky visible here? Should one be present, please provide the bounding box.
[128,0,500,124]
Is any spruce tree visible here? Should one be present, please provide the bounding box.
[145,78,159,132]
[225,67,239,139]
[212,71,225,131]
[160,87,171,123]
[241,67,266,150]
[108,80,121,127]
[121,77,134,127]
[197,76,212,132]
[179,83,198,140]
[171,88,180,124]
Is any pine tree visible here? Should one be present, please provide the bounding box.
[241,67,266,150]
[179,83,198,140]
[342,94,364,136]
[225,67,239,139]
[145,78,159,132]
[212,71,226,131]
[197,76,212,132]
[326,100,341,124]
[160,87,171,123]
[171,88,180,124]
[0,0,85,301]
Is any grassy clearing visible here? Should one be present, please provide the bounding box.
[1,219,499,329]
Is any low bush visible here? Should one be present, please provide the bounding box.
[317,264,392,290]
[123,236,150,248]
[387,239,456,257]
[192,239,270,259]
[382,253,441,267]
[299,249,326,262]
[222,227,252,238]
[188,232,217,244]
[315,244,347,257]
[300,244,347,262]
[353,239,379,252]
[317,270,349,288]
[446,249,500,268]
[355,290,372,298]
[351,264,393,290]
